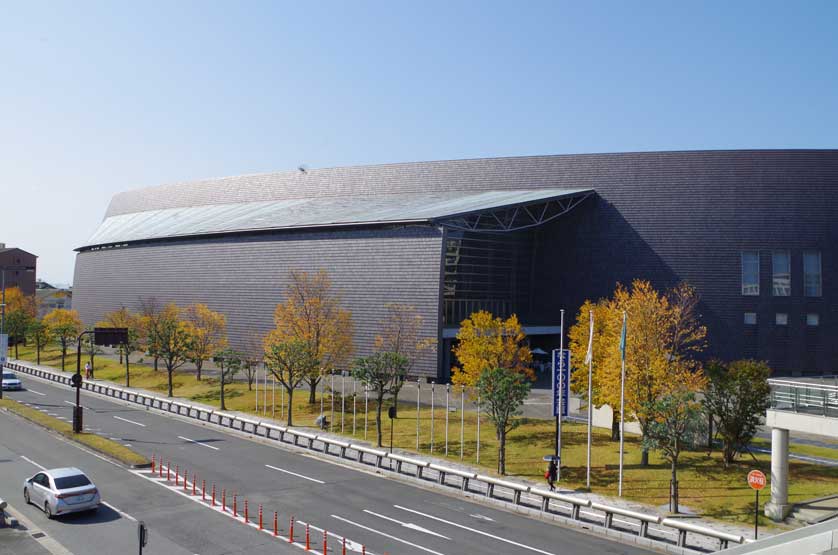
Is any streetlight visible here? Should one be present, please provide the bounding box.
[0,265,36,400]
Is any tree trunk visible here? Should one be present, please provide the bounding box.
[36,344,40,365]
[498,430,507,475]
[125,353,130,388]
[119,347,123,365]
[61,346,66,371]
[167,367,173,398]
[392,389,400,417]
[611,412,619,441]
[306,379,316,404]
[154,356,159,371]
[14,341,18,358]
[287,388,294,426]
[196,359,203,381]
[376,393,384,447]
[220,368,226,411]
[671,458,679,514]
[640,448,649,467]
[707,413,714,450]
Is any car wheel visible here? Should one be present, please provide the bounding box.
[44,502,53,519]
[23,489,30,505]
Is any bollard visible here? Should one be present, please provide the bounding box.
[305,523,310,551]
[192,474,197,496]
[289,516,295,543]
[258,505,263,530]
[244,499,248,523]
[233,493,238,517]
[175,464,179,486]
[222,488,226,512]
[342,537,347,555]
[323,530,327,553]
[202,480,206,501]
[211,483,216,506]
[159,458,164,477]
[167,460,171,481]
[183,469,188,491]
[273,511,278,537]
[150,453,155,473]
[362,546,365,555]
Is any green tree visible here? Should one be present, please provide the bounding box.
[6,309,33,359]
[352,351,409,447]
[642,382,706,513]
[26,320,51,365]
[42,309,83,371]
[212,349,243,411]
[264,338,319,426]
[703,359,772,466]
[476,366,533,475]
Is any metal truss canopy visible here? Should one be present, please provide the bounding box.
[436,191,593,232]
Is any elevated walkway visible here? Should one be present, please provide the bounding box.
[764,380,838,521]
[720,516,838,554]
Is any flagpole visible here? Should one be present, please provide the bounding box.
[618,310,627,497]
[557,308,565,481]
[586,309,593,490]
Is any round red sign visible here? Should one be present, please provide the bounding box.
[747,470,767,490]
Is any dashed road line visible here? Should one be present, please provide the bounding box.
[178,435,220,451]
[114,415,146,427]
[265,464,324,484]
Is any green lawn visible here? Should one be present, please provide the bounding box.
[10,344,838,526]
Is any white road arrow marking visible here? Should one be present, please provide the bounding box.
[331,515,447,555]
[363,509,450,540]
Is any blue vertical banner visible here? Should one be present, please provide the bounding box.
[552,348,571,417]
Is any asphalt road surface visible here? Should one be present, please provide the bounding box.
[1,373,654,555]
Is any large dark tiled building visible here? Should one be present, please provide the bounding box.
[72,150,838,378]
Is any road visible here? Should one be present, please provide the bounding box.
[2,372,654,555]
[0,403,296,554]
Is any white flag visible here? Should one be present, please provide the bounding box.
[583,310,594,365]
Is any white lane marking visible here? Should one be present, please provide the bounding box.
[394,505,556,555]
[109,438,122,441]
[63,400,87,409]
[114,415,146,427]
[332,514,445,555]
[363,509,450,539]
[123,444,132,448]
[27,389,47,396]
[265,464,324,484]
[21,455,46,470]
[178,435,220,451]
[470,514,494,522]
[102,500,137,521]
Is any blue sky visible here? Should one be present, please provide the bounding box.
[1,1,836,284]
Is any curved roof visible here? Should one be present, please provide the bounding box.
[84,149,838,249]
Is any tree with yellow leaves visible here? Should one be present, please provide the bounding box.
[184,303,228,381]
[154,303,194,398]
[3,287,39,358]
[42,308,84,371]
[268,270,354,404]
[451,311,533,387]
[569,280,707,466]
[99,307,142,365]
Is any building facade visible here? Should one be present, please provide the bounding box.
[0,246,37,296]
[72,150,838,378]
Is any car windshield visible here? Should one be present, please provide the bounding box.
[53,474,92,490]
[1,372,15,379]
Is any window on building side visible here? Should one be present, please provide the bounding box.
[741,251,759,295]
[772,251,791,296]
[775,313,788,326]
[804,251,822,297]
[806,313,820,326]
[744,312,757,325]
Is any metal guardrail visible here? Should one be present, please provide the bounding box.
[768,379,838,418]
[6,360,745,551]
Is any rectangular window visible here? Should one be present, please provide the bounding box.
[775,313,788,326]
[744,312,757,325]
[806,313,820,326]
[804,251,822,297]
[772,251,791,296]
[741,251,760,295]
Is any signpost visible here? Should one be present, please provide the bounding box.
[747,469,766,540]
[551,349,571,418]
[0,334,7,400]
[388,405,396,454]
[73,328,129,433]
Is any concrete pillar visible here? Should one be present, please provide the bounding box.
[765,427,791,521]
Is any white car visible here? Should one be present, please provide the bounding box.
[1,370,22,390]
[24,468,101,518]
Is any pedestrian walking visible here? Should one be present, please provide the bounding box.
[84,362,92,380]
[546,458,558,492]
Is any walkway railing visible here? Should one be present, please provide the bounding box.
[768,379,838,418]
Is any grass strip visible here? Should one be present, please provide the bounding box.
[0,398,149,467]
